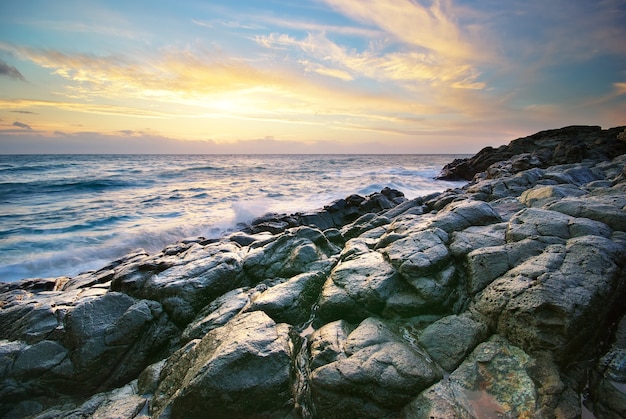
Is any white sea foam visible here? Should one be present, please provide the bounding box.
[0,154,467,282]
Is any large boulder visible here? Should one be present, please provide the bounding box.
[315,250,418,324]
[0,290,178,413]
[246,269,330,326]
[151,311,295,418]
[473,235,625,363]
[310,317,441,418]
[417,314,489,371]
[243,226,340,282]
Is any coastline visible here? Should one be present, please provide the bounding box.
[1,125,625,418]
[0,154,466,282]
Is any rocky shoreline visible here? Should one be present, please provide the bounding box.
[1,125,626,418]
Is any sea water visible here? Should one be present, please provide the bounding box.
[0,154,467,282]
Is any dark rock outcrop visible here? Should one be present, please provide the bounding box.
[437,125,626,181]
[1,125,626,418]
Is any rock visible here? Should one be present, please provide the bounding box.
[473,235,625,363]
[465,238,548,295]
[505,207,609,242]
[519,184,586,207]
[449,223,507,257]
[128,242,244,326]
[310,317,441,418]
[436,125,626,180]
[403,336,545,418]
[2,127,626,418]
[181,287,251,342]
[426,200,502,233]
[246,270,329,326]
[589,315,626,418]
[243,226,340,283]
[546,196,626,231]
[308,320,354,370]
[382,229,457,312]
[11,340,68,380]
[150,311,295,418]
[90,382,147,419]
[315,250,413,324]
[417,314,489,371]
[242,188,406,234]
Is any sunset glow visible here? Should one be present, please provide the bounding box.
[1,0,625,153]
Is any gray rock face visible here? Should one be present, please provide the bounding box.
[590,316,626,418]
[403,336,555,418]
[310,317,441,418]
[150,311,294,418]
[417,314,488,371]
[1,127,626,418]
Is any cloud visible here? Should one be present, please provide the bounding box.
[0,42,287,103]
[320,0,487,62]
[192,19,263,30]
[257,32,485,89]
[0,98,175,118]
[13,121,33,130]
[255,15,383,38]
[11,110,37,114]
[0,59,26,81]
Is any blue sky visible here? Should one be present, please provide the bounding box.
[0,0,625,153]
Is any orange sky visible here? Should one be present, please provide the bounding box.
[1,0,625,153]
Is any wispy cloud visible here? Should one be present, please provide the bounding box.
[256,32,485,89]
[192,19,263,30]
[11,110,38,114]
[13,121,32,130]
[0,59,26,81]
[255,15,384,38]
[0,98,173,118]
[320,0,488,62]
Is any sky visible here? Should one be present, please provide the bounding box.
[0,0,625,154]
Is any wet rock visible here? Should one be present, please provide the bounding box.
[308,320,354,370]
[473,235,625,363]
[417,314,489,372]
[246,269,330,326]
[181,287,251,342]
[243,188,406,234]
[310,317,441,418]
[403,336,540,418]
[382,228,458,313]
[315,250,414,324]
[151,311,295,418]
[243,226,340,283]
[143,243,242,316]
[589,316,626,418]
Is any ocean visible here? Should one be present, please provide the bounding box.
[0,154,467,282]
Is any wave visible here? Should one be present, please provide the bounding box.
[0,222,228,282]
[0,162,77,175]
[0,177,141,196]
[0,214,135,238]
[0,154,470,282]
